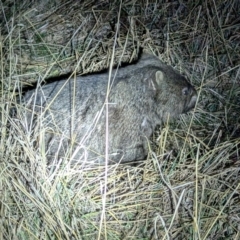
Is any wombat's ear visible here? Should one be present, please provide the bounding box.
[152,71,164,90]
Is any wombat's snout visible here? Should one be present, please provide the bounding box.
[183,85,197,112]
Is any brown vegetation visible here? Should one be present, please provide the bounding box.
[1,0,240,239]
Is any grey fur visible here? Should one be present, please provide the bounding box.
[23,53,197,164]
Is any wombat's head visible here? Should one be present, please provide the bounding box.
[152,67,197,122]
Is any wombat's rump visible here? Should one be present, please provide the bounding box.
[23,53,197,164]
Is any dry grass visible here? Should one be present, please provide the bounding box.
[1,0,240,239]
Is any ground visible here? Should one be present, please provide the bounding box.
[1,0,240,239]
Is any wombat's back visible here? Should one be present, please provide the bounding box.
[23,53,197,165]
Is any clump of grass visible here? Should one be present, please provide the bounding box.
[1,0,240,239]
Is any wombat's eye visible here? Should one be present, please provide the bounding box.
[182,87,189,96]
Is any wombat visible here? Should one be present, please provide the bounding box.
[23,53,197,165]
